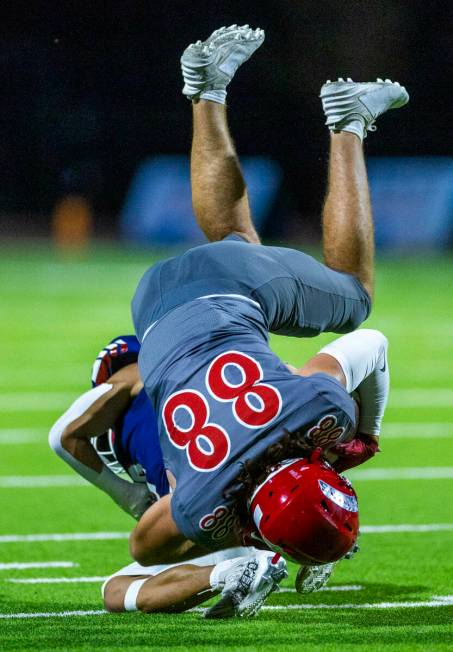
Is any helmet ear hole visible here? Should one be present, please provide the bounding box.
[290,484,300,493]
[320,499,331,513]
[344,522,353,532]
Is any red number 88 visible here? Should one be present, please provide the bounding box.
[162,351,282,473]
[162,390,230,472]
[207,351,282,428]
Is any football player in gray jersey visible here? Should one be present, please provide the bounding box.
[53,25,402,618]
[128,23,406,582]
[125,25,408,580]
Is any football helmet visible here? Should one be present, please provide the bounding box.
[90,334,146,481]
[91,334,140,387]
[248,450,359,565]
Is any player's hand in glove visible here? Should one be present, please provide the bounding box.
[330,433,380,473]
[112,478,159,520]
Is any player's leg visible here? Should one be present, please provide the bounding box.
[322,132,374,299]
[181,25,265,243]
[191,100,259,243]
[253,79,409,337]
[103,566,215,614]
[102,547,285,617]
[320,79,409,299]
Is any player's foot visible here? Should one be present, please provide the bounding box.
[206,550,287,618]
[295,562,336,593]
[320,78,409,141]
[181,24,265,104]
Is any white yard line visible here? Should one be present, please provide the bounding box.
[1,524,451,544]
[382,423,453,438]
[0,610,107,619]
[1,596,452,618]
[6,579,362,589]
[0,562,77,570]
[3,466,453,489]
[0,429,48,444]
[0,393,76,412]
[348,467,453,480]
[0,387,451,413]
[8,576,106,584]
[280,585,363,594]
[0,532,129,543]
[0,476,88,488]
[0,423,449,445]
[389,389,453,408]
[259,596,453,610]
[361,523,453,533]
[3,578,334,588]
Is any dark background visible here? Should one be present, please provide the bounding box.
[0,0,451,236]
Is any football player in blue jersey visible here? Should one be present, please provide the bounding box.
[50,336,272,617]
[49,23,404,616]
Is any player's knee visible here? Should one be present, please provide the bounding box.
[350,295,373,331]
[129,535,161,566]
[102,577,128,613]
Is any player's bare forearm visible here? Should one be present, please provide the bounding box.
[130,495,209,565]
[191,100,260,244]
[49,364,155,519]
[295,353,347,387]
[59,364,142,470]
[104,565,215,613]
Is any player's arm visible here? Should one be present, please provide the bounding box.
[48,364,154,519]
[294,329,389,471]
[129,494,208,565]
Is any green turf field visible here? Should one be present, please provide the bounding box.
[1,243,452,651]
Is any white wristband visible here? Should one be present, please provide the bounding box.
[124,578,148,612]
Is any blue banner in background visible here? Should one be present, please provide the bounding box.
[121,155,453,250]
[120,155,282,245]
[368,157,453,250]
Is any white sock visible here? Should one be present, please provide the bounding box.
[198,89,227,104]
[335,118,366,141]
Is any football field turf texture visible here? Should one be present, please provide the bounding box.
[1,244,452,651]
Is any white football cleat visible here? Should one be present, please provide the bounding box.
[206,550,287,618]
[181,24,265,104]
[295,562,336,593]
[320,78,409,141]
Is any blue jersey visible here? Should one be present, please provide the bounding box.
[113,388,169,497]
[91,334,169,498]
[138,297,356,549]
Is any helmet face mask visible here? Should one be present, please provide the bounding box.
[248,452,359,565]
[91,430,124,475]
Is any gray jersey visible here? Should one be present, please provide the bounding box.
[138,297,356,549]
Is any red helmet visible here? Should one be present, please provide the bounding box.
[248,450,359,565]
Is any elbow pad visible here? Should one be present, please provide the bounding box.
[331,433,380,473]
